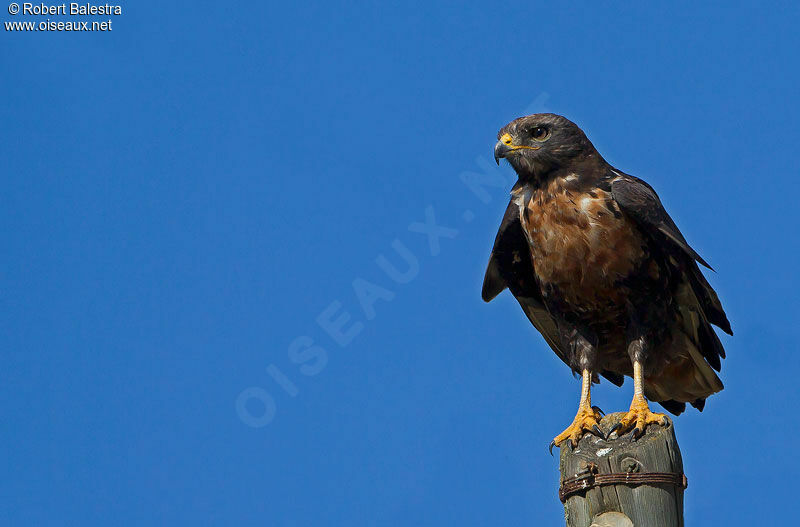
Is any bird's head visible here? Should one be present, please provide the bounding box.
[494,113,600,179]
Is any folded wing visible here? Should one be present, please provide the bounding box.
[482,198,625,386]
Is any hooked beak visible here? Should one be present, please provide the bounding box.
[494,132,539,165]
[494,141,513,165]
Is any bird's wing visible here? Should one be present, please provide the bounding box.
[481,199,565,357]
[610,170,732,336]
[482,198,625,386]
[482,198,531,301]
[610,171,713,269]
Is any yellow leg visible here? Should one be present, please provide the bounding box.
[612,360,667,439]
[550,369,603,452]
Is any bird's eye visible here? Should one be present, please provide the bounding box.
[531,127,550,141]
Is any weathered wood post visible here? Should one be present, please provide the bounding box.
[558,412,686,527]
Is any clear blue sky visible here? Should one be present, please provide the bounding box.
[3,2,799,525]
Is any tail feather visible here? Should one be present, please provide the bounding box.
[697,317,725,369]
[675,279,727,375]
[645,330,723,407]
[687,262,732,335]
[659,396,707,416]
[658,400,686,415]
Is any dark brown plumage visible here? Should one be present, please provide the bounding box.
[483,113,731,446]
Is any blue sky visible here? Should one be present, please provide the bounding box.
[2,2,799,525]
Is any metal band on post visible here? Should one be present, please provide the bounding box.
[559,462,687,503]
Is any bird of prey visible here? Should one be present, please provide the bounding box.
[482,114,731,449]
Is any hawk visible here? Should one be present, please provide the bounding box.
[483,114,731,449]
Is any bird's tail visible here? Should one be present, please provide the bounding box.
[644,280,726,415]
[644,331,724,415]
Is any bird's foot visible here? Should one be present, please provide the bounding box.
[609,394,666,440]
[549,405,604,453]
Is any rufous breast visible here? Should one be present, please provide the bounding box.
[515,175,647,309]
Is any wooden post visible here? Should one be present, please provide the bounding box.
[558,412,686,527]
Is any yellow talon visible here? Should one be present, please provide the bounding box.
[611,360,667,439]
[551,369,603,452]
[552,404,603,449]
[613,394,667,438]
